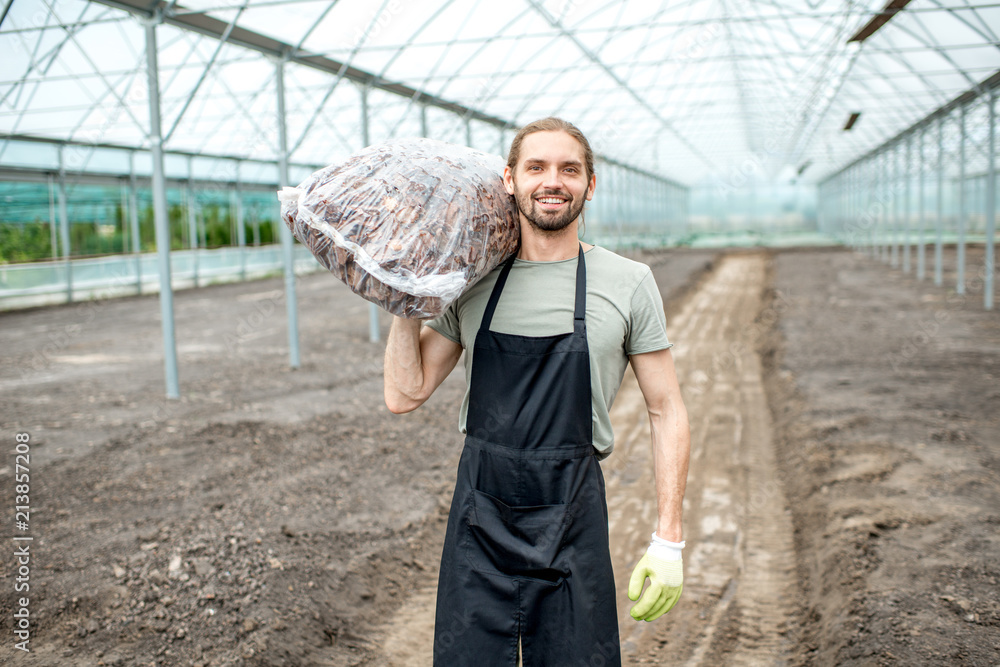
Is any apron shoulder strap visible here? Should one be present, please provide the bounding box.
[480,250,518,332]
[574,244,586,324]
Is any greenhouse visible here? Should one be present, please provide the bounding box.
[1,1,998,665]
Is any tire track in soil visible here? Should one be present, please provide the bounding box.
[380,252,800,665]
[608,251,799,665]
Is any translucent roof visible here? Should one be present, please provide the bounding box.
[1,0,998,185]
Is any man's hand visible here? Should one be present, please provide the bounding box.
[628,533,684,621]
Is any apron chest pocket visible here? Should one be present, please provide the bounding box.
[463,489,572,585]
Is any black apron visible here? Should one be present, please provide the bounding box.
[433,245,621,666]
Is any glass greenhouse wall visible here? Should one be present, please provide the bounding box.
[818,72,998,308]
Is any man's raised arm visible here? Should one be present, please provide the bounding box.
[383,317,463,414]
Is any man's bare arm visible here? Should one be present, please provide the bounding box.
[384,317,463,414]
[630,348,691,542]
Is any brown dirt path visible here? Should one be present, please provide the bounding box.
[610,252,801,666]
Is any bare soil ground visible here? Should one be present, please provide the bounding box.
[762,246,1000,666]
[1,244,997,666]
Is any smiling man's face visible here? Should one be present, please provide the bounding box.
[504,130,596,234]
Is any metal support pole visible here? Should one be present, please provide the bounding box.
[57,146,72,302]
[276,56,301,369]
[199,194,207,249]
[854,169,860,250]
[817,183,823,236]
[816,183,823,238]
[986,90,996,311]
[827,180,833,239]
[683,184,690,235]
[838,171,845,245]
[935,115,944,286]
[869,159,875,256]
[860,159,868,253]
[891,143,900,268]
[129,151,142,295]
[831,176,837,240]
[841,176,845,241]
[187,159,200,288]
[663,181,669,235]
[660,181,674,240]
[420,104,429,139]
[121,182,129,257]
[234,184,246,281]
[958,104,967,294]
[855,165,861,248]
[48,174,57,260]
[832,174,844,243]
[861,164,866,249]
[655,179,661,235]
[858,162,865,252]
[876,158,883,258]
[853,164,860,250]
[849,170,856,248]
[360,83,380,343]
[869,158,877,255]
[649,178,656,236]
[851,166,858,248]
[868,155,882,259]
[661,180,667,235]
[667,181,673,235]
[889,146,896,264]
[465,117,472,148]
[669,183,675,236]
[188,189,199,288]
[145,18,180,399]
[917,128,926,280]
[854,166,859,245]
[831,176,837,242]
[904,134,912,273]
[840,175,854,239]
[845,174,850,242]
[848,166,855,249]
[881,150,889,262]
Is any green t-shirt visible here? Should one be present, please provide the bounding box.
[426,245,671,459]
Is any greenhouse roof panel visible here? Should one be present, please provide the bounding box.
[0,0,997,185]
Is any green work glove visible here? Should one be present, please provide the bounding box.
[628,532,684,621]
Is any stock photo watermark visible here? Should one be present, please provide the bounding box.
[12,431,34,653]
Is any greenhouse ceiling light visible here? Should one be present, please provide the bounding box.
[843,112,861,131]
[847,0,912,44]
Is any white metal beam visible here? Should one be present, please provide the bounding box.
[275,56,301,369]
[144,13,180,399]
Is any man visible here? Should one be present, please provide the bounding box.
[383,117,690,666]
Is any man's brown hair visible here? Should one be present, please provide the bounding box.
[506,117,595,182]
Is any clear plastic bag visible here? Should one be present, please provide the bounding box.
[279,138,520,319]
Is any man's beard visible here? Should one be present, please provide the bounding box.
[513,187,586,233]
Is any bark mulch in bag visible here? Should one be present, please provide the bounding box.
[278,138,520,319]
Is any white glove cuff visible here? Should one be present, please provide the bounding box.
[649,532,685,561]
